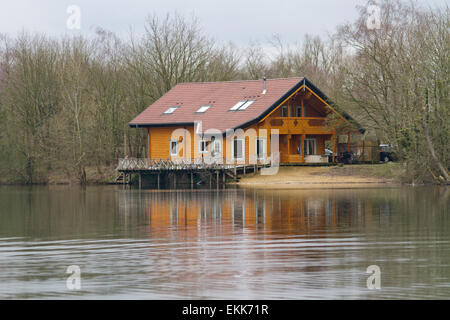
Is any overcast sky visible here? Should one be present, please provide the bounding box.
[0,0,447,45]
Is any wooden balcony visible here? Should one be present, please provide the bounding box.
[260,117,335,134]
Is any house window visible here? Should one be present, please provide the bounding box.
[302,105,307,117]
[296,106,302,117]
[199,140,208,154]
[304,138,317,155]
[281,106,288,117]
[255,138,266,160]
[169,140,178,156]
[232,138,245,161]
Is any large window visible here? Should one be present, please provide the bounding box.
[304,138,317,155]
[255,138,266,160]
[169,140,178,156]
[296,106,302,117]
[232,138,245,161]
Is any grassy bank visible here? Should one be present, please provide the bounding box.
[0,166,119,185]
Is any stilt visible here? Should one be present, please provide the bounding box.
[190,172,193,189]
[174,173,177,189]
[138,173,142,189]
[209,172,212,189]
[157,173,160,189]
[216,171,219,189]
[222,170,226,186]
[243,165,246,175]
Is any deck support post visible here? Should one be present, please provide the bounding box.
[157,173,160,189]
[138,173,142,189]
[190,172,193,189]
[209,172,212,189]
[243,165,246,175]
[222,170,225,185]
[174,173,177,189]
[216,171,219,189]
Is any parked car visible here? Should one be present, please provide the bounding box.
[338,151,358,164]
[379,144,397,162]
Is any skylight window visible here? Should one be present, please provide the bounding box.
[163,106,179,114]
[196,105,211,113]
[230,100,256,111]
[238,100,255,110]
[230,101,246,111]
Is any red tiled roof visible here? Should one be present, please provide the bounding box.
[129,77,304,132]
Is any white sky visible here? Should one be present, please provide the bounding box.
[0,0,447,45]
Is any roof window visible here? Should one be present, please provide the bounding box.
[230,100,255,111]
[196,105,211,113]
[230,101,246,111]
[163,106,179,114]
[238,100,255,110]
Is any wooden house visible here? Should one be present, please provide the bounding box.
[129,77,364,165]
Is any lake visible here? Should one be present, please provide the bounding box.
[0,185,449,299]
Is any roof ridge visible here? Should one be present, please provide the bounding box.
[175,77,304,86]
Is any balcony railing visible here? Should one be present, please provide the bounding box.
[264,117,332,133]
[116,154,277,171]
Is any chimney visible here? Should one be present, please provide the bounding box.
[262,77,267,94]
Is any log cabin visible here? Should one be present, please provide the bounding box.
[129,77,364,166]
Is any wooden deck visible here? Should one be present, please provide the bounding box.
[115,157,274,189]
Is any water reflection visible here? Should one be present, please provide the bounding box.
[0,186,449,299]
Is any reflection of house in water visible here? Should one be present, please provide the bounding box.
[117,189,389,235]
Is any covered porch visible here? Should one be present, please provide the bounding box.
[278,134,336,164]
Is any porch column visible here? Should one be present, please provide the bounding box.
[287,134,292,159]
[332,134,336,163]
[301,134,305,162]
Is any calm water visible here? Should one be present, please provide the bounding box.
[0,185,448,299]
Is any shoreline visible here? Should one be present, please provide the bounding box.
[0,163,418,189]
